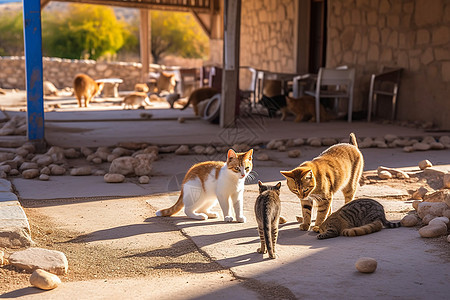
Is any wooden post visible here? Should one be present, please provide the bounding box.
[220,0,241,128]
[140,9,151,83]
[23,0,46,151]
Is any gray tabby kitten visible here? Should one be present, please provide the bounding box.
[255,181,282,259]
[318,198,401,239]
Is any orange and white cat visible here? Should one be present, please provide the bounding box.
[156,149,253,222]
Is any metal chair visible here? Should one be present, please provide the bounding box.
[239,66,258,107]
[178,68,199,97]
[367,67,403,122]
[304,67,355,123]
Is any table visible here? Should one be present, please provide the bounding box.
[96,78,124,98]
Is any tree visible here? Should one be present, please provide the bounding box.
[0,11,24,56]
[42,4,127,60]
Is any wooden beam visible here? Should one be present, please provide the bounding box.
[191,11,212,38]
[23,0,46,151]
[220,0,241,128]
[40,0,51,9]
[295,0,311,74]
[140,9,151,83]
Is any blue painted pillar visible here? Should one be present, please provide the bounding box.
[23,0,46,150]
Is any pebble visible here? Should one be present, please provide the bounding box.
[428,217,449,226]
[104,173,125,183]
[384,134,398,142]
[80,147,93,157]
[293,138,304,146]
[287,150,301,158]
[70,166,92,176]
[309,138,322,147]
[421,214,435,225]
[419,223,448,238]
[9,248,68,275]
[418,201,448,218]
[30,269,61,290]
[63,148,80,159]
[175,145,190,155]
[50,165,66,176]
[193,145,205,155]
[22,169,40,179]
[448,235,450,243]
[39,174,49,181]
[411,187,428,200]
[355,257,377,273]
[421,136,436,144]
[139,176,150,184]
[256,153,269,161]
[204,146,216,155]
[93,170,106,176]
[403,146,414,153]
[430,142,445,150]
[418,160,432,170]
[278,145,286,152]
[439,136,450,144]
[321,138,337,146]
[400,214,420,227]
[378,170,392,180]
[19,162,39,171]
[92,157,102,164]
[267,140,283,150]
[178,117,185,123]
[9,169,19,176]
[107,154,119,162]
[36,155,53,167]
[412,142,431,151]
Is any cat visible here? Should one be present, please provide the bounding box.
[134,83,149,93]
[156,72,176,94]
[73,74,104,108]
[165,93,181,108]
[156,149,253,222]
[317,198,401,239]
[255,181,282,259]
[280,133,364,232]
[180,87,220,116]
[122,92,151,109]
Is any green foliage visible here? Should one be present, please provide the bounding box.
[42,4,127,60]
[0,11,24,56]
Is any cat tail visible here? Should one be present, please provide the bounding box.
[180,97,191,110]
[341,220,383,237]
[380,217,402,228]
[155,190,184,217]
[262,212,274,258]
[349,133,358,148]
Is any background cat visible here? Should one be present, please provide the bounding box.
[73,74,104,108]
[255,181,282,259]
[180,87,219,116]
[122,92,151,109]
[318,198,401,239]
[281,133,364,232]
[156,149,253,222]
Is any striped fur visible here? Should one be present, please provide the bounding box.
[281,133,364,232]
[317,198,401,239]
[255,181,282,259]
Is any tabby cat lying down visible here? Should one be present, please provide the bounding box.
[317,198,401,239]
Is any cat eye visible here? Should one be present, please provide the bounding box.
[303,188,310,193]
[245,167,249,171]
[234,167,240,171]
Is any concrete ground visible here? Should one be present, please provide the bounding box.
[1,95,450,299]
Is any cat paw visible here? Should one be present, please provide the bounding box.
[205,212,219,219]
[257,248,267,254]
[268,253,278,259]
[279,216,287,224]
[237,215,247,223]
[296,216,304,223]
[317,234,328,240]
[312,226,320,232]
[224,216,234,222]
[299,223,310,231]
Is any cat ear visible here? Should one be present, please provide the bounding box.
[304,170,313,179]
[227,149,237,159]
[280,171,293,178]
[245,149,253,159]
[275,182,282,189]
[258,180,263,187]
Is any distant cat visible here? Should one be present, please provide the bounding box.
[156,72,176,94]
[165,93,181,108]
[134,83,149,93]
[318,198,401,239]
[123,92,151,109]
[280,133,364,232]
[283,96,332,122]
[156,149,253,222]
[255,181,282,259]
[73,74,104,108]
[181,87,219,116]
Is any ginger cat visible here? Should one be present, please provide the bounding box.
[282,96,332,122]
[318,198,401,239]
[123,92,151,109]
[255,181,282,259]
[134,83,149,93]
[280,133,364,232]
[180,87,219,116]
[156,149,253,222]
[73,74,104,108]
[156,72,176,94]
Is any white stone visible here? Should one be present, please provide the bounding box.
[63,148,80,159]
[19,162,39,171]
[401,214,420,227]
[92,157,102,164]
[36,155,53,167]
[0,227,32,248]
[412,142,431,151]
[309,138,322,147]
[93,170,106,176]
[22,169,40,179]
[70,166,92,176]
[204,146,216,156]
[104,173,125,183]
[9,248,68,275]
[46,146,66,164]
[30,269,61,290]
[256,153,269,161]
[39,174,49,181]
[439,135,450,144]
[50,165,66,176]
[355,257,377,273]
[293,138,304,146]
[378,170,392,179]
[0,250,5,265]
[418,160,433,170]
[384,134,398,142]
[403,146,414,152]
[267,140,284,150]
[80,147,93,157]
[288,150,301,158]
[193,145,205,155]
[175,145,190,155]
[430,142,445,150]
[40,167,50,175]
[133,154,154,176]
[139,176,150,184]
[322,138,337,146]
[421,136,436,144]
[419,223,448,238]
[418,201,449,218]
[422,214,436,225]
[109,157,136,176]
[429,217,449,226]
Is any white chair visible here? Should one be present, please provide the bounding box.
[239,66,258,107]
[304,67,355,123]
[367,67,403,122]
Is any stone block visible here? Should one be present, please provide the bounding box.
[442,62,450,82]
[9,248,68,275]
[369,28,380,43]
[421,48,434,65]
[367,11,377,25]
[387,15,399,27]
[416,29,430,45]
[414,0,443,26]
[434,48,450,61]
[367,45,380,61]
[432,26,450,45]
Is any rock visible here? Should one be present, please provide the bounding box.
[411,187,429,200]
[8,248,68,275]
[417,201,449,218]
[139,176,150,184]
[92,157,102,164]
[384,134,398,142]
[0,250,5,265]
[429,217,449,226]
[393,139,409,147]
[439,135,450,144]
[267,140,283,150]
[0,227,33,248]
[175,145,190,155]
[418,160,433,170]
[36,155,53,167]
[132,146,158,157]
[159,145,179,153]
[0,152,15,162]
[30,269,61,290]
[178,117,185,123]
[93,170,106,176]
[16,148,29,157]
[80,147,93,157]
[256,153,269,161]
[443,209,450,219]
[63,148,80,159]
[412,142,431,151]
[443,174,450,189]
[421,136,436,144]
[86,154,96,162]
[285,139,295,147]
[403,146,414,153]
[355,257,377,273]
[359,137,373,148]
[39,174,49,181]
[322,138,337,146]
[70,166,92,176]
[308,138,322,147]
[107,154,119,162]
[109,156,136,176]
[278,145,286,152]
[374,141,388,148]
[117,142,147,150]
[133,154,154,176]
[111,147,133,157]
[288,150,301,158]
[293,138,304,146]
[19,162,39,171]
[422,214,436,225]
[104,173,125,183]
[193,145,205,155]
[0,165,11,173]
[401,214,420,227]
[378,170,392,180]
[204,146,216,156]
[448,235,450,243]
[377,166,409,179]
[423,190,450,205]
[50,165,66,176]
[430,142,445,150]
[46,147,66,164]
[419,223,448,238]
[9,169,19,176]
[423,167,447,177]
[22,169,40,179]
[43,80,58,96]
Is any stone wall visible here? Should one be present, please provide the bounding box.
[328,0,450,128]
